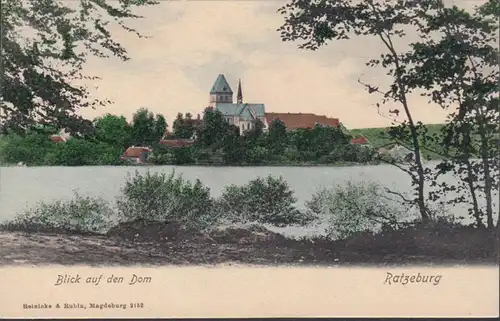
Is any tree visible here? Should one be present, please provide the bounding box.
[196,109,232,148]
[278,0,489,223]
[266,119,288,154]
[93,114,131,149]
[1,0,158,135]
[244,119,265,146]
[172,113,195,139]
[154,114,167,141]
[406,1,499,230]
[2,130,54,165]
[130,108,158,146]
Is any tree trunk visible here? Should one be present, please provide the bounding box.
[461,131,483,227]
[380,34,430,224]
[476,115,494,230]
[465,160,484,227]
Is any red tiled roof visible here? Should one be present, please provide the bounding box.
[159,139,195,148]
[122,146,152,158]
[351,135,369,144]
[265,113,339,130]
[50,135,66,143]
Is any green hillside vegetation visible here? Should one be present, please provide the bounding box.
[348,124,446,159]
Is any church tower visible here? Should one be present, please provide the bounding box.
[236,79,243,104]
[209,74,233,107]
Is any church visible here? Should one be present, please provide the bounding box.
[207,74,268,133]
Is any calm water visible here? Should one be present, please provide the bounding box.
[0,163,498,237]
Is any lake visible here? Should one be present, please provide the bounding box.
[0,162,498,238]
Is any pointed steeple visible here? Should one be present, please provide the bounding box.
[210,74,233,94]
[237,79,243,104]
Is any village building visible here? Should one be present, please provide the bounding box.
[159,138,195,148]
[351,135,369,145]
[49,128,71,143]
[264,112,340,130]
[120,146,152,164]
[158,115,201,148]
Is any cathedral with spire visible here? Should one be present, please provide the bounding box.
[207,74,267,133]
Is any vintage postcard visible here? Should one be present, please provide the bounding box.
[0,0,498,318]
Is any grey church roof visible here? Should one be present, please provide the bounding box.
[210,74,233,94]
[216,103,265,121]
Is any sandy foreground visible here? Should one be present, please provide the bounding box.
[1,228,498,266]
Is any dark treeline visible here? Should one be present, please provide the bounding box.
[153,108,373,166]
[0,107,375,166]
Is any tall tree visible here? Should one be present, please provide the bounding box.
[1,0,158,135]
[408,1,499,229]
[130,108,156,146]
[93,114,131,149]
[154,114,167,141]
[277,0,497,223]
[172,113,195,139]
[196,108,232,148]
[267,119,288,153]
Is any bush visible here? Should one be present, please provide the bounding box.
[116,170,217,230]
[216,175,312,227]
[305,181,406,239]
[1,192,115,234]
[399,203,465,230]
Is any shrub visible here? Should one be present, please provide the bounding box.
[399,202,465,230]
[245,146,269,164]
[116,170,216,230]
[1,192,115,234]
[216,175,312,227]
[305,181,406,239]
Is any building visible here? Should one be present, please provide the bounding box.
[120,146,152,164]
[264,112,339,130]
[184,114,203,129]
[159,138,195,148]
[351,135,369,145]
[49,128,71,143]
[50,135,67,143]
[387,144,414,161]
[208,74,267,133]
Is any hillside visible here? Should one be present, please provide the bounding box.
[349,124,443,146]
[347,124,446,159]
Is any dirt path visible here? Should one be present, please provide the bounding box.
[1,231,497,266]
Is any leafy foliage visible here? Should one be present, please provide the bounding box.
[216,175,313,227]
[130,108,166,147]
[172,113,196,139]
[305,181,406,239]
[116,170,217,230]
[2,192,115,234]
[93,114,132,149]
[1,0,158,134]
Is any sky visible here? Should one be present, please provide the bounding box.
[78,0,483,129]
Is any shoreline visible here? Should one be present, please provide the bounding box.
[0,161,389,168]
